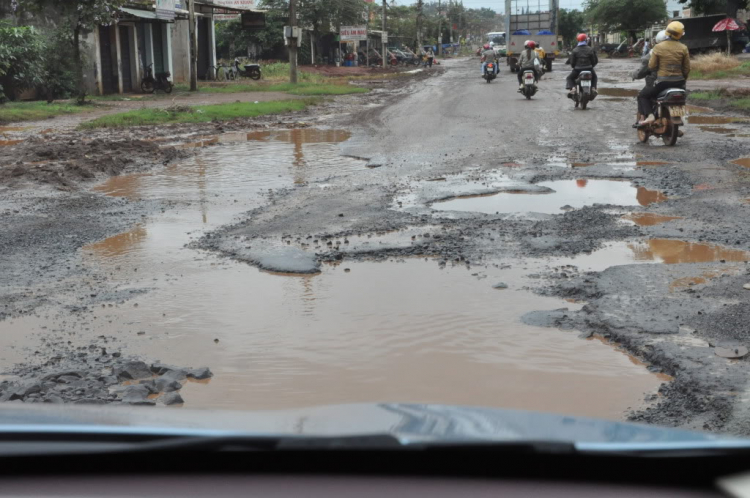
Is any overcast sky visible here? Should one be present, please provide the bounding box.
[421,0,683,16]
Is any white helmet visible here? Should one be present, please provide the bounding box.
[655,30,669,44]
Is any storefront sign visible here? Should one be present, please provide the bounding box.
[213,0,256,21]
[156,0,176,20]
[340,26,367,41]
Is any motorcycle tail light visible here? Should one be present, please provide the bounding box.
[581,73,592,80]
[668,93,686,102]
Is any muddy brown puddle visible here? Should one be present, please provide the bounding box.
[597,88,638,97]
[433,180,665,214]
[0,128,670,420]
[1,259,664,420]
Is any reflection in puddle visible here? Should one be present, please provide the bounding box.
[636,186,667,206]
[597,88,638,97]
[636,161,670,167]
[699,126,738,135]
[630,239,750,264]
[588,335,673,382]
[622,213,682,226]
[686,104,714,114]
[558,239,749,272]
[84,225,147,258]
[94,128,362,203]
[432,180,666,214]
[688,116,746,125]
[0,259,664,419]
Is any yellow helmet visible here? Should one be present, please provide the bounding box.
[666,21,685,40]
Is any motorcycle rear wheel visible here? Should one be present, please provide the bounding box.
[141,80,155,94]
[662,124,679,146]
[163,81,173,94]
[249,70,261,80]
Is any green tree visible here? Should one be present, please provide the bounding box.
[585,0,667,41]
[676,0,744,18]
[17,0,127,102]
[558,9,585,48]
[0,22,45,101]
[215,10,286,60]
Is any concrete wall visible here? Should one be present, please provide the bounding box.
[171,19,191,83]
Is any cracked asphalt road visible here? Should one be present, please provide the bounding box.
[6,57,750,432]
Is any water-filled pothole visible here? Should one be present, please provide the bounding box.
[597,88,638,97]
[0,258,665,419]
[688,116,747,125]
[432,180,666,214]
[732,158,750,168]
[622,213,682,226]
[559,239,750,270]
[94,128,361,201]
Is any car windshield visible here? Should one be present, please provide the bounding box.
[0,0,747,447]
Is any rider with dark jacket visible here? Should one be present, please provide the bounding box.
[566,33,598,96]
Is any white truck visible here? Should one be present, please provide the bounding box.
[505,0,559,72]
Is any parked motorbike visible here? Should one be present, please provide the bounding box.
[141,63,172,94]
[636,88,687,146]
[571,70,595,109]
[232,59,262,80]
[483,62,497,83]
[521,69,537,99]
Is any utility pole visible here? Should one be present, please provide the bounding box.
[382,0,387,68]
[416,0,423,52]
[188,0,197,91]
[289,0,298,83]
[437,0,442,56]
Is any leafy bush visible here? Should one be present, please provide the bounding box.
[0,22,46,101]
[40,29,78,101]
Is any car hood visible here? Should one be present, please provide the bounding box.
[0,403,741,448]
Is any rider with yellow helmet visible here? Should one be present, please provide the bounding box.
[638,21,691,125]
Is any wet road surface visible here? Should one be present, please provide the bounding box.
[5,57,750,431]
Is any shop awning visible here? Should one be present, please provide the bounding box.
[120,7,159,20]
[195,0,266,14]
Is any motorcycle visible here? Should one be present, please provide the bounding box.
[636,88,687,146]
[141,63,172,94]
[521,69,537,99]
[231,59,262,80]
[571,70,595,109]
[483,61,497,83]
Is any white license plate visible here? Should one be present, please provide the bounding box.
[581,81,591,87]
[669,105,686,117]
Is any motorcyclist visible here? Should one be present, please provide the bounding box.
[517,40,541,90]
[534,43,547,72]
[638,21,690,125]
[566,33,598,97]
[480,43,497,77]
[632,30,668,90]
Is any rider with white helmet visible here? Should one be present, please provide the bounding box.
[638,22,691,125]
